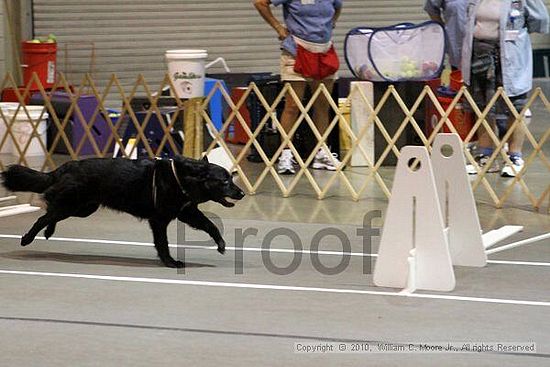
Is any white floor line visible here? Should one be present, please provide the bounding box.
[1,233,549,268]
[0,196,17,203]
[0,269,549,307]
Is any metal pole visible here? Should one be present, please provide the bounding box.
[3,0,24,83]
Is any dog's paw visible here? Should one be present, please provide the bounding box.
[44,227,55,240]
[217,239,226,255]
[172,260,185,268]
[20,234,34,247]
[162,258,184,268]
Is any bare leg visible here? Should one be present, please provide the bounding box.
[476,116,497,153]
[309,79,335,135]
[280,81,307,136]
[507,115,526,155]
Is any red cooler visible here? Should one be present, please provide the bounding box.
[425,71,474,141]
[425,94,473,140]
[225,87,251,144]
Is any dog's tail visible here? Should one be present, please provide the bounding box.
[1,165,53,193]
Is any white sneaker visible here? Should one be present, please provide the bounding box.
[466,154,500,175]
[500,156,524,178]
[277,149,296,174]
[312,148,341,171]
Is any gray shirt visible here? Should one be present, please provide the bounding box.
[461,0,549,96]
[424,0,468,68]
[272,0,342,43]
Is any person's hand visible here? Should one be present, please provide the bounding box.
[276,24,289,40]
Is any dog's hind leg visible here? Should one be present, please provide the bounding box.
[44,223,56,239]
[178,207,225,254]
[42,204,98,239]
[27,177,88,245]
[149,219,183,268]
[22,211,69,246]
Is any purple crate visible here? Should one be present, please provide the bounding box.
[50,92,113,156]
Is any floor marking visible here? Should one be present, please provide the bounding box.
[1,269,549,307]
[485,260,550,267]
[0,315,383,342]
[1,317,549,360]
[1,234,549,267]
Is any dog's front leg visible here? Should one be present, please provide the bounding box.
[148,219,183,268]
[177,207,225,254]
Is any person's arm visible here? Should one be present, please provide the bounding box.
[429,13,444,23]
[423,0,444,24]
[254,0,289,40]
[332,6,342,28]
[524,0,549,34]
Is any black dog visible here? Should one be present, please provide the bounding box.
[1,156,245,268]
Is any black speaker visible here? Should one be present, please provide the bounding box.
[246,74,283,162]
[373,81,425,166]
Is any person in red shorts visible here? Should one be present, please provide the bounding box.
[254,0,343,174]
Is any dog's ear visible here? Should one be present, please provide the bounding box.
[176,158,209,180]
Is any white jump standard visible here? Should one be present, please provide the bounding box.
[373,133,533,293]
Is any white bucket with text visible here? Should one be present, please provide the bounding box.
[7,106,48,157]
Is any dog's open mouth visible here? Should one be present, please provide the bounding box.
[219,196,240,207]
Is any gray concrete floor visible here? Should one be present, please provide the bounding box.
[1,182,550,366]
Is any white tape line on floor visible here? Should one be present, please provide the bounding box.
[1,234,549,268]
[1,269,549,307]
